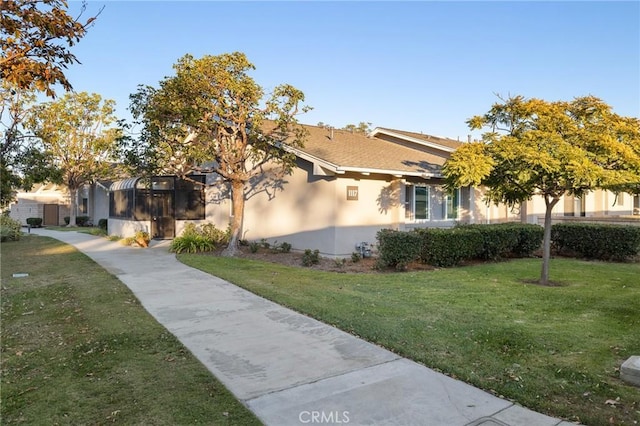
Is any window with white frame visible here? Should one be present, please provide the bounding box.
[445,188,460,220]
[405,185,430,221]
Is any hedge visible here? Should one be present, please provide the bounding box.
[63,215,91,226]
[376,229,421,270]
[26,217,43,227]
[376,223,544,270]
[552,223,640,261]
[416,227,484,267]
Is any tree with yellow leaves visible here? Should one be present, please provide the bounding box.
[444,95,640,285]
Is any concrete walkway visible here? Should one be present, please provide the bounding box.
[31,229,575,426]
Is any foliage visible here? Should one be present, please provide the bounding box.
[351,252,362,263]
[552,223,640,261]
[301,249,320,267]
[249,240,260,253]
[97,218,107,231]
[180,253,640,425]
[375,229,421,270]
[443,95,640,284]
[0,84,62,207]
[1,236,260,424]
[29,92,121,227]
[126,52,310,255]
[416,228,483,267]
[63,215,90,226]
[341,122,371,134]
[0,0,102,97]
[0,214,21,241]
[25,217,42,227]
[169,223,226,254]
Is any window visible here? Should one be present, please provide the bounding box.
[445,189,460,220]
[405,185,429,221]
[175,176,205,220]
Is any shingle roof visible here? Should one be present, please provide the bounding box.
[283,124,459,177]
[374,127,463,150]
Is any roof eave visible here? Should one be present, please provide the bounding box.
[371,128,457,153]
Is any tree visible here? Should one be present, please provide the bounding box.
[1,0,101,97]
[443,95,640,285]
[0,83,62,207]
[342,122,371,134]
[129,52,310,255]
[29,92,120,226]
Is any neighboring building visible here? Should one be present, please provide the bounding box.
[106,123,639,257]
[9,181,111,226]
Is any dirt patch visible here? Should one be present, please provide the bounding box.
[210,247,436,273]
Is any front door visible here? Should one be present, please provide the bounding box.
[43,204,59,226]
[151,192,174,239]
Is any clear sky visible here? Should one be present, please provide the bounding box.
[64,1,640,140]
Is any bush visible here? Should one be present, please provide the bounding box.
[63,215,91,226]
[506,223,544,256]
[98,218,108,232]
[26,217,43,228]
[170,223,224,254]
[301,249,320,267]
[0,215,22,242]
[552,223,640,261]
[249,241,260,253]
[376,229,421,270]
[351,252,362,263]
[416,228,483,267]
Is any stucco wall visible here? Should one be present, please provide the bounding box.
[239,159,402,256]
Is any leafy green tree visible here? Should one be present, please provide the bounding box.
[29,92,120,226]
[128,52,310,255]
[0,83,61,207]
[443,95,640,285]
[342,122,371,134]
[1,0,101,97]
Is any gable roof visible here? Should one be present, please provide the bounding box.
[282,123,461,179]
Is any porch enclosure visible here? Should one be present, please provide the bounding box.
[109,175,205,239]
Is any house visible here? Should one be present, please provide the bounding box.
[106,123,639,257]
[9,180,111,227]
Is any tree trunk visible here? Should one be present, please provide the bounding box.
[67,186,78,227]
[540,196,560,285]
[222,180,245,257]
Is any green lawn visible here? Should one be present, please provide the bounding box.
[179,253,640,426]
[1,235,261,425]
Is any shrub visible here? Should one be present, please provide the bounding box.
[170,223,222,254]
[249,241,260,253]
[98,218,108,232]
[26,217,43,227]
[200,223,231,246]
[506,223,544,256]
[416,228,483,267]
[376,229,421,270]
[63,215,91,226]
[552,223,640,261]
[271,241,292,253]
[0,215,22,242]
[302,249,320,267]
[351,252,362,263]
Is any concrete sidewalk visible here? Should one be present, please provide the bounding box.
[31,229,574,426]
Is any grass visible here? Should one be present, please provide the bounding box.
[178,254,640,426]
[1,235,261,425]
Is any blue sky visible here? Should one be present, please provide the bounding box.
[65,1,640,140]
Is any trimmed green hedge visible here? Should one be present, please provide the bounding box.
[416,228,483,267]
[376,229,422,270]
[376,223,545,269]
[63,216,91,226]
[26,217,43,227]
[552,223,640,261]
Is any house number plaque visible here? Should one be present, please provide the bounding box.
[347,186,359,201]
